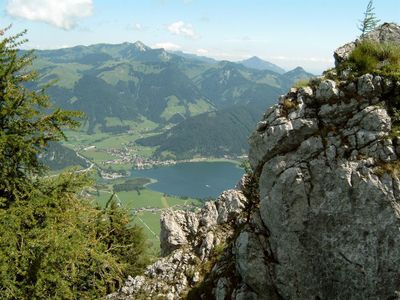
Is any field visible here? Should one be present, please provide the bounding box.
[54,120,226,253]
[61,117,162,171]
[92,187,202,252]
[133,211,161,247]
[54,123,236,254]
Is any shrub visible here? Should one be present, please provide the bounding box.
[344,40,400,79]
[282,98,297,110]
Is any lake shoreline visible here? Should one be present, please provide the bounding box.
[134,157,244,170]
[130,161,244,199]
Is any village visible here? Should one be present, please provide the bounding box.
[80,143,244,180]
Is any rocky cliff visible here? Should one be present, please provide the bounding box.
[108,23,400,299]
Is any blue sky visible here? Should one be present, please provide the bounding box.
[1,0,399,73]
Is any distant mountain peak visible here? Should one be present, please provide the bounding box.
[132,41,149,51]
[283,66,314,82]
[291,66,305,72]
[284,66,312,75]
[247,56,264,61]
[239,56,285,74]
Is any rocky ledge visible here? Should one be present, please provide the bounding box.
[107,186,249,299]
[109,23,400,299]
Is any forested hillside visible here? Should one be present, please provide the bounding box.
[32,42,298,130]
[29,41,313,162]
[137,105,262,159]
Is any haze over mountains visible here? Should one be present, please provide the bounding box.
[32,41,313,161]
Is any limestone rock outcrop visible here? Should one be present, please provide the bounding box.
[108,23,400,299]
[247,74,400,299]
[107,189,248,299]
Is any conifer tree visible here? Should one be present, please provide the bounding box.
[358,0,380,37]
[0,27,150,299]
[0,26,82,205]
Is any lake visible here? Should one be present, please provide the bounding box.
[130,161,244,199]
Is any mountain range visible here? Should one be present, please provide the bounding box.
[31,41,314,160]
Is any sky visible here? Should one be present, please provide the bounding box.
[0,0,399,74]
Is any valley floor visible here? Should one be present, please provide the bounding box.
[56,126,244,254]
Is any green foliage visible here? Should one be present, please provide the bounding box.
[0,173,150,299]
[358,0,380,37]
[239,159,252,175]
[343,40,400,79]
[0,28,82,204]
[98,196,151,276]
[113,178,151,193]
[0,28,150,299]
[0,174,110,299]
[40,141,88,170]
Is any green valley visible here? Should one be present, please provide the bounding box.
[30,42,313,252]
[31,41,313,169]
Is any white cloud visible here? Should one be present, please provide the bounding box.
[196,48,208,55]
[153,42,181,51]
[134,23,143,30]
[167,21,198,38]
[6,0,93,30]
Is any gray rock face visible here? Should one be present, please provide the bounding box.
[315,79,339,101]
[248,70,400,299]
[108,189,246,299]
[216,189,247,224]
[234,230,275,299]
[160,209,199,256]
[108,23,400,300]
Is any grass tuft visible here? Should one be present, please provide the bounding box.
[343,40,400,79]
[374,160,400,178]
[282,98,297,110]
